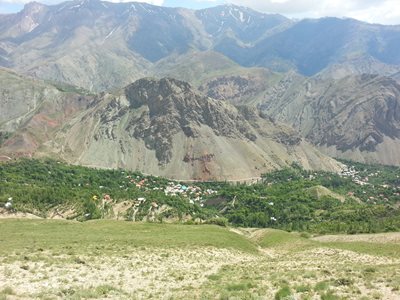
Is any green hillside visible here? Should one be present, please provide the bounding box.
[0,159,399,234]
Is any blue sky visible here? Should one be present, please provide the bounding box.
[1,0,399,25]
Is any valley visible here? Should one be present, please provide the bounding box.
[0,159,399,234]
[0,1,400,299]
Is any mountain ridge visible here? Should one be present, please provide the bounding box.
[0,71,342,179]
[1,1,400,91]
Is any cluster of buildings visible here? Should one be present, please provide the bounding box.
[340,165,371,186]
[127,175,148,189]
[123,174,219,205]
[164,182,217,205]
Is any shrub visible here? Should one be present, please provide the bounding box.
[314,281,330,291]
[275,285,292,300]
[300,232,311,239]
[295,284,311,292]
[226,282,255,291]
[205,217,229,227]
[82,198,101,220]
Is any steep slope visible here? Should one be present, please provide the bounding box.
[195,4,290,44]
[1,2,400,91]
[153,51,244,86]
[0,0,156,91]
[197,68,283,105]
[154,50,282,104]
[0,67,93,156]
[0,72,342,179]
[244,18,400,76]
[0,67,48,132]
[318,56,400,80]
[200,70,305,106]
[258,74,400,165]
[392,71,400,83]
[46,78,341,180]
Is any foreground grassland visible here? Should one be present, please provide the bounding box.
[1,220,399,299]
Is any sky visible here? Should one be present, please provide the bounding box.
[1,0,399,25]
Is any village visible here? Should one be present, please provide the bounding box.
[339,164,400,204]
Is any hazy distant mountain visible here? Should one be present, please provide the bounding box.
[153,50,283,105]
[202,70,400,166]
[1,1,399,168]
[392,71,400,83]
[1,1,400,91]
[195,5,290,44]
[0,71,341,179]
[257,74,400,166]
[243,18,400,75]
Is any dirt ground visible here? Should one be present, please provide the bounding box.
[312,232,400,244]
[0,224,399,299]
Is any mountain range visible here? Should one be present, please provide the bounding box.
[1,0,400,177]
[0,70,341,179]
[200,71,400,166]
[1,0,400,91]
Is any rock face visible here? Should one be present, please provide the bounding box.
[0,74,342,180]
[258,74,400,166]
[124,78,260,164]
[198,70,277,105]
[0,68,92,155]
[61,78,342,180]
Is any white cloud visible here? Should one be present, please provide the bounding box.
[228,0,400,24]
[1,0,399,24]
[346,0,400,25]
[109,0,164,4]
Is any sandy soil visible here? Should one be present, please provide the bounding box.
[1,227,400,299]
[0,209,41,219]
[0,248,255,299]
[312,232,400,244]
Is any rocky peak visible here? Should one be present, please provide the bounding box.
[125,77,193,109]
[117,78,259,164]
[10,1,48,35]
[22,2,46,15]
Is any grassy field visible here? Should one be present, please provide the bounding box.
[0,220,257,255]
[0,220,399,299]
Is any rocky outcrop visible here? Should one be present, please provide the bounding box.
[124,78,261,164]
[0,72,342,179]
[0,67,93,154]
[258,74,400,165]
[199,75,267,103]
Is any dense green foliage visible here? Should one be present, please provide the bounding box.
[0,159,399,234]
[211,163,400,233]
[0,159,210,220]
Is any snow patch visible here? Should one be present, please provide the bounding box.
[102,26,118,43]
[239,10,245,23]
[70,4,82,9]
[28,22,39,32]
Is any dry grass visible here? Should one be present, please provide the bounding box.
[0,220,399,299]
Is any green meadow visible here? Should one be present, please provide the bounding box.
[1,219,399,299]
